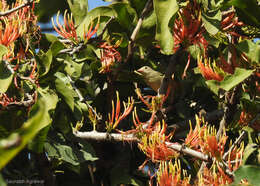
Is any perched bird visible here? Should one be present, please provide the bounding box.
[135,66,179,104]
[135,66,164,92]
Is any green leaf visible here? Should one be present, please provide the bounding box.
[55,72,75,111]
[202,9,221,35]
[142,10,156,29]
[0,44,8,59]
[44,133,97,165]
[38,49,53,77]
[64,58,84,79]
[233,165,260,185]
[0,61,14,93]
[206,68,254,94]
[77,6,116,38]
[67,0,88,26]
[236,40,260,64]
[206,79,221,95]
[220,68,254,91]
[27,87,58,153]
[50,40,65,57]
[110,3,137,30]
[0,101,46,169]
[154,0,178,54]
[28,125,50,153]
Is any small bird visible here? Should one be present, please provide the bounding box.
[135,66,179,103]
[135,66,164,92]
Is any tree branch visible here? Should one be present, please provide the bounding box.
[124,0,153,62]
[73,130,210,162]
[0,0,34,16]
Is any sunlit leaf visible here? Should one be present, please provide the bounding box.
[233,165,260,185]
[77,6,116,37]
[206,68,254,94]
[55,72,75,111]
[202,9,221,35]
[67,0,88,26]
[0,61,14,93]
[154,0,179,54]
[44,132,98,165]
[236,40,260,64]
[0,101,46,169]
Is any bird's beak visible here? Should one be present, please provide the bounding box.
[134,70,142,76]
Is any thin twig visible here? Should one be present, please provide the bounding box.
[0,0,33,16]
[124,0,153,62]
[67,75,102,121]
[59,43,84,55]
[73,131,138,142]
[223,113,260,160]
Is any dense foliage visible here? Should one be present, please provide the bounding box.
[0,0,260,185]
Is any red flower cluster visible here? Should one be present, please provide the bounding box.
[99,42,121,73]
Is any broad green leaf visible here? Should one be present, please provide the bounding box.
[67,0,88,26]
[154,0,178,54]
[0,101,46,169]
[220,68,254,91]
[64,58,84,79]
[0,61,14,93]
[50,40,65,57]
[38,49,53,77]
[38,86,59,126]
[55,72,75,111]
[225,0,260,27]
[206,68,254,94]
[233,165,260,185]
[28,125,50,153]
[236,40,260,64]
[206,79,221,95]
[44,133,97,165]
[0,44,7,59]
[202,10,221,35]
[110,3,137,30]
[28,87,58,153]
[142,10,156,29]
[77,6,116,37]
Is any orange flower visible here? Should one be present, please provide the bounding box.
[197,163,233,185]
[199,125,227,159]
[197,55,224,82]
[157,160,191,186]
[173,0,207,52]
[138,121,178,162]
[99,42,121,73]
[185,115,206,151]
[52,11,78,42]
[106,91,134,132]
[83,20,99,41]
[0,19,20,46]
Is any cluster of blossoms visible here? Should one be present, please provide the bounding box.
[170,0,250,82]
[0,0,39,109]
[52,10,122,74]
